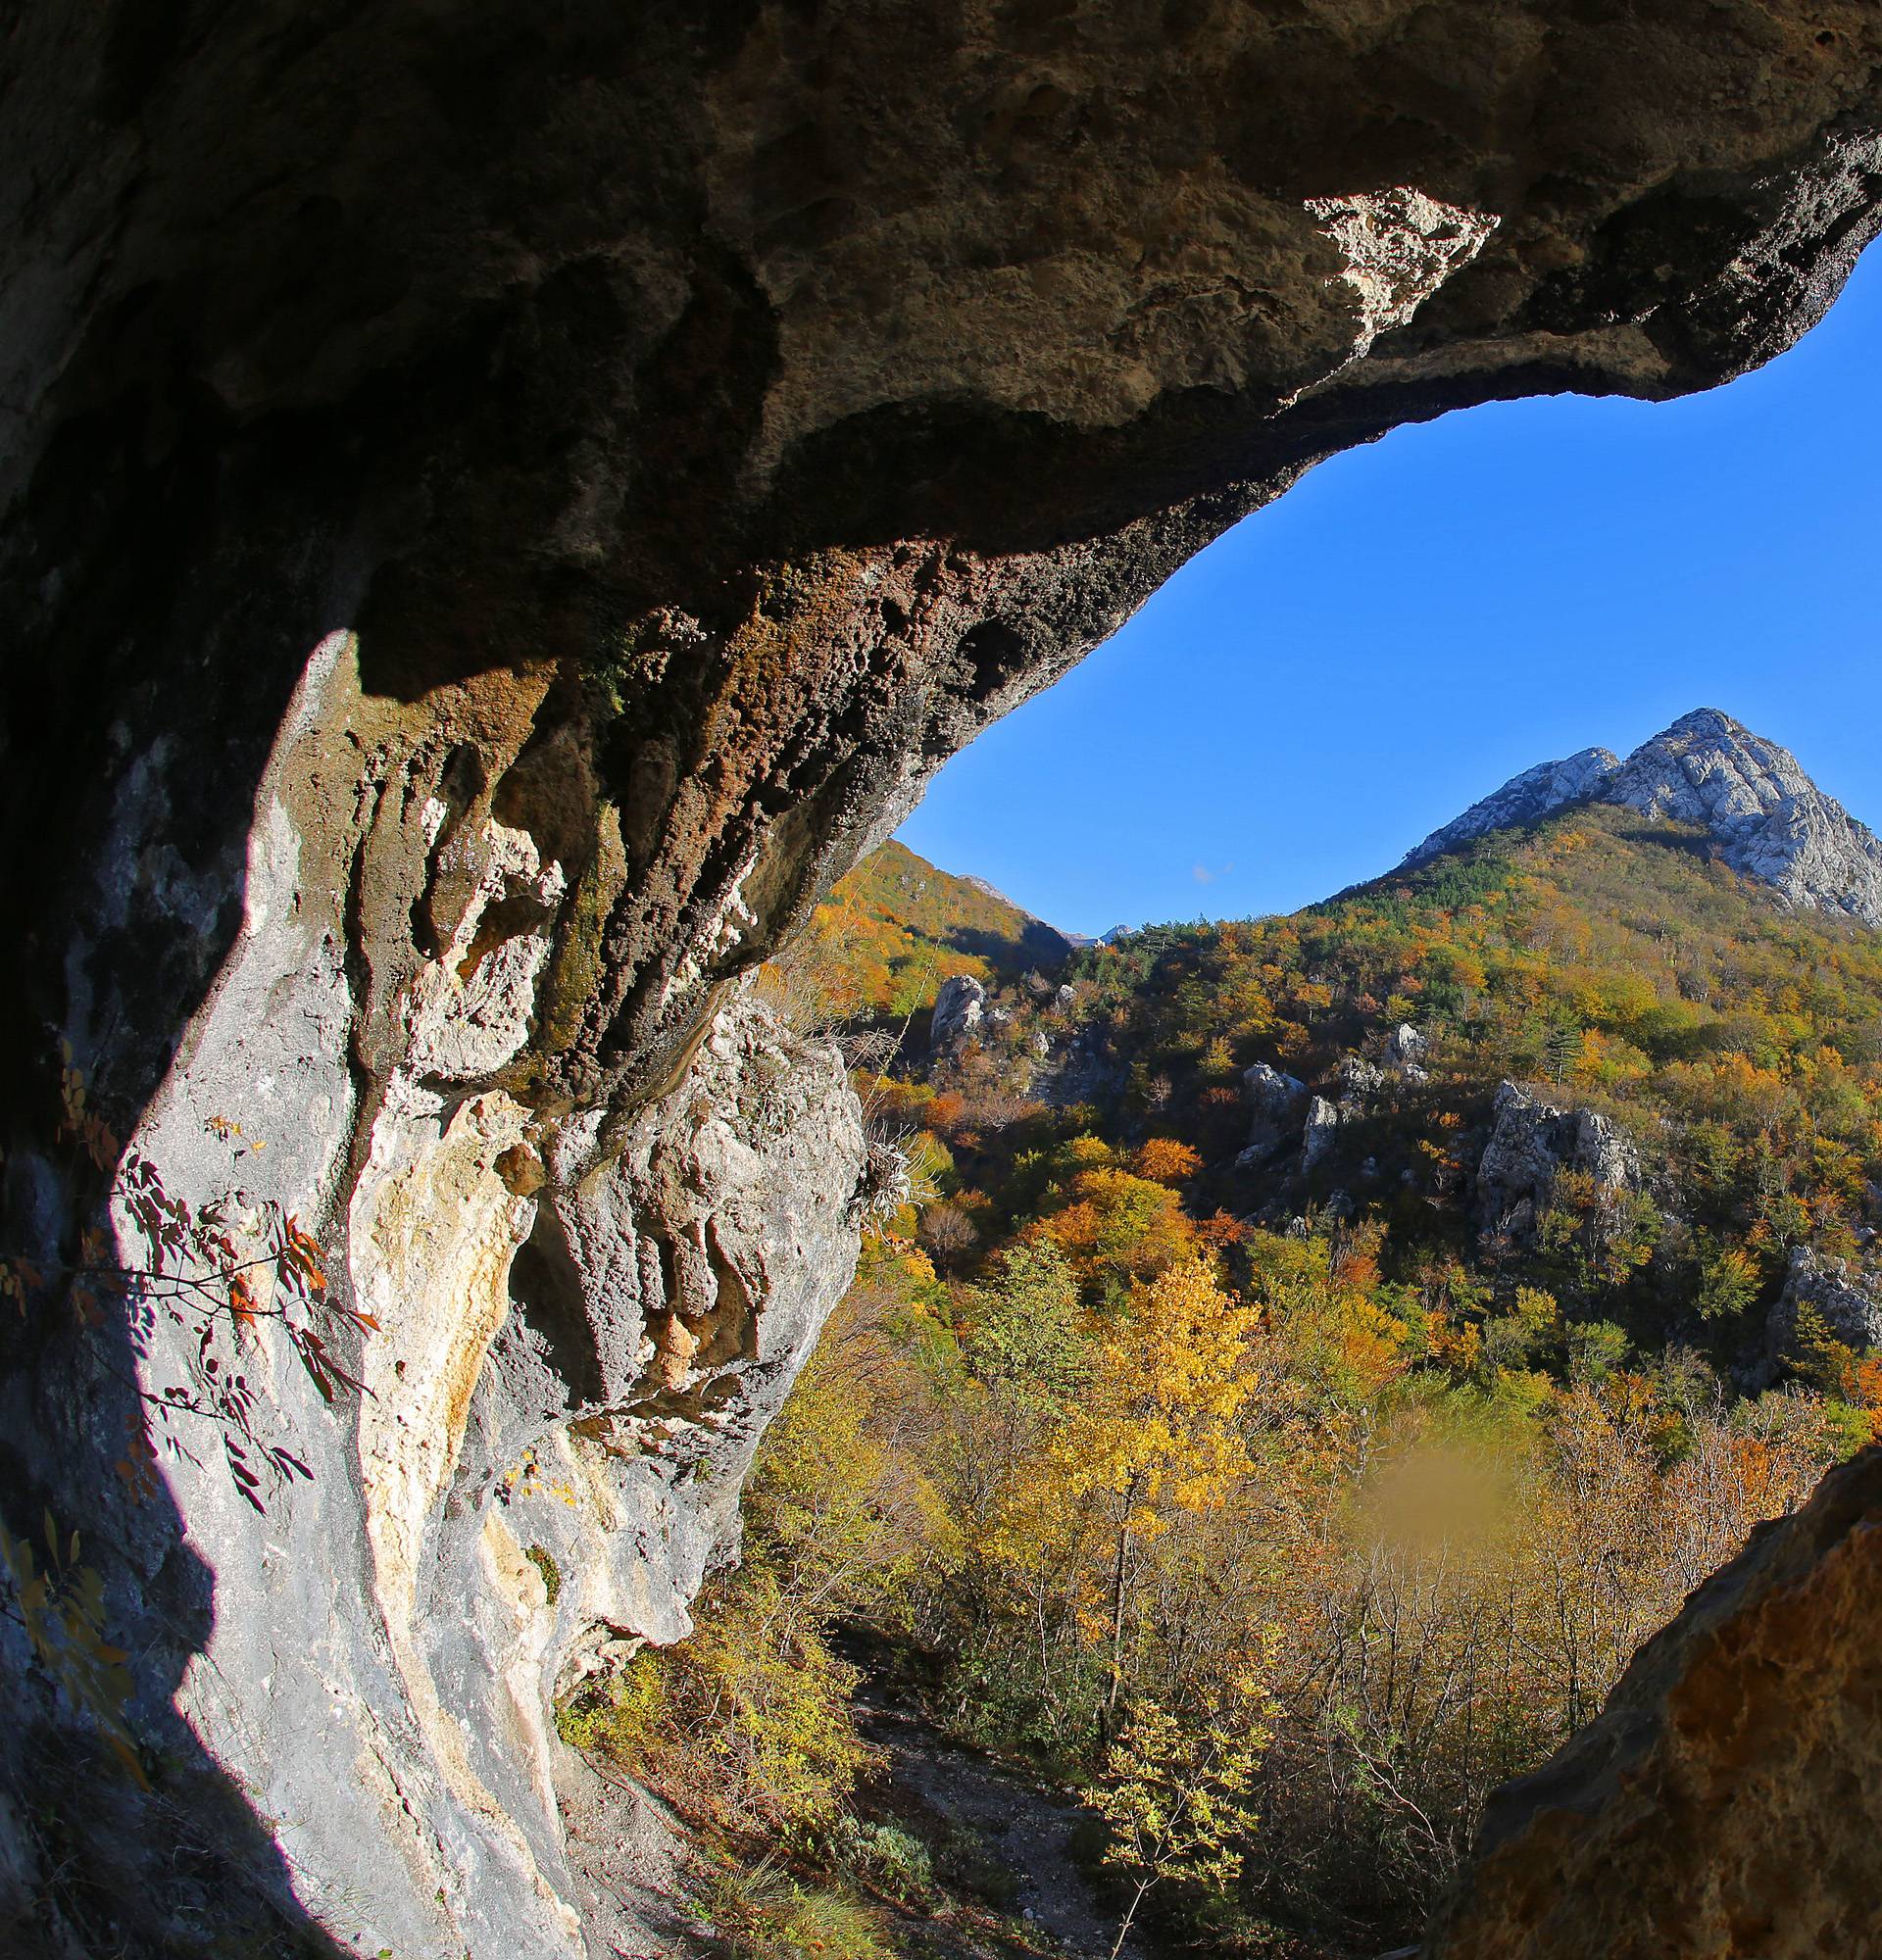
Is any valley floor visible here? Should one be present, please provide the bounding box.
[561,1649,1132,1960]
[852,1677,1148,1960]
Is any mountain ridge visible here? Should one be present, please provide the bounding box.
[1402,709,1882,926]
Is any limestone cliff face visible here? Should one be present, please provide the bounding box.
[2,6,1882,1956]
[0,630,867,1956]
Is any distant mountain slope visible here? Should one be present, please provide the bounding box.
[1403,709,1882,926]
[789,839,1070,1019]
[1403,746,1621,870]
[1036,787,1882,1387]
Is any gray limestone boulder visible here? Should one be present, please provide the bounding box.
[1476,1081,1641,1234]
[1389,1024,1431,1080]
[1241,1061,1310,1165]
[1302,1095,1343,1173]
[929,973,987,1050]
[1389,1023,1429,1065]
[1766,1246,1882,1373]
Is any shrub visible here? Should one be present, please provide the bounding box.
[555,1655,662,1761]
[839,1819,935,1904]
[691,1855,896,1960]
[524,1543,562,1604]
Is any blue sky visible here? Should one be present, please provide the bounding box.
[898,245,1882,939]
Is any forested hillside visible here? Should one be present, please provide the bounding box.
[559,786,1882,1958]
[777,839,1072,1023]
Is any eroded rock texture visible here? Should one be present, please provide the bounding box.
[2,4,1881,1955]
[1425,1448,1882,1960]
[3,629,867,1955]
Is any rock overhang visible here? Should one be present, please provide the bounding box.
[3,6,1882,1955]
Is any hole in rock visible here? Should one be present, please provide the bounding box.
[501,1204,609,1416]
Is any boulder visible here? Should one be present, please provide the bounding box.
[1245,1060,1309,1115]
[1476,1082,1641,1234]
[1302,1094,1343,1172]
[1388,1024,1432,1080]
[1766,1246,1882,1372]
[1242,1061,1310,1164]
[1389,1023,1430,1066]
[929,974,986,1050]
[1337,1054,1386,1098]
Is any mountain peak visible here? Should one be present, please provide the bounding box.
[1403,710,1882,927]
[1657,706,1747,742]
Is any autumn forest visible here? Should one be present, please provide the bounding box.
[555,800,1882,1959]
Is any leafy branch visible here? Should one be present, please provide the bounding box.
[3,1052,377,1515]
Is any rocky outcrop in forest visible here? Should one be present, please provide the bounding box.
[1476,1082,1643,1239]
[1766,1246,1882,1379]
[3,6,1882,1956]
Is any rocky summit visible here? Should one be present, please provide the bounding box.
[1404,709,1882,927]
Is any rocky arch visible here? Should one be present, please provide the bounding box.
[2,5,1880,1955]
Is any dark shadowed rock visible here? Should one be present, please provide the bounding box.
[1424,1446,1882,1960]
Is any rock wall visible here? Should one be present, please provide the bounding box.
[1425,1447,1882,1960]
[1,644,868,1955]
[2,4,1882,1955]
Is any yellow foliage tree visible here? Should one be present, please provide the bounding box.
[1040,1260,1261,1726]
